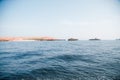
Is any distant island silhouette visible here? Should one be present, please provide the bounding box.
[89,38,101,41]
[68,38,78,41]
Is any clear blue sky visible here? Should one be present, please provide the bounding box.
[0,0,120,39]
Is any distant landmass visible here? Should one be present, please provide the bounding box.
[0,37,58,41]
[0,37,119,42]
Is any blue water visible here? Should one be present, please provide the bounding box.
[0,41,120,80]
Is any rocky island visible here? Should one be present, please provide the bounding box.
[68,38,78,41]
[89,38,101,41]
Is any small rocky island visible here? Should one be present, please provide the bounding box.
[89,38,100,41]
[68,38,78,41]
[116,39,120,40]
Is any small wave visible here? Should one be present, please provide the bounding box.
[49,54,98,64]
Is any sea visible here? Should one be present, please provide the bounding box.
[0,40,120,80]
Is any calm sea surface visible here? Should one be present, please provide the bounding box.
[0,41,120,80]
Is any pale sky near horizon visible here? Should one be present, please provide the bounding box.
[0,0,120,40]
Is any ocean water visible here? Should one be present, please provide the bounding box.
[0,41,120,80]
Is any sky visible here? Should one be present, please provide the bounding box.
[0,0,120,40]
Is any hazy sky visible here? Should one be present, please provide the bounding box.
[0,0,120,39]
